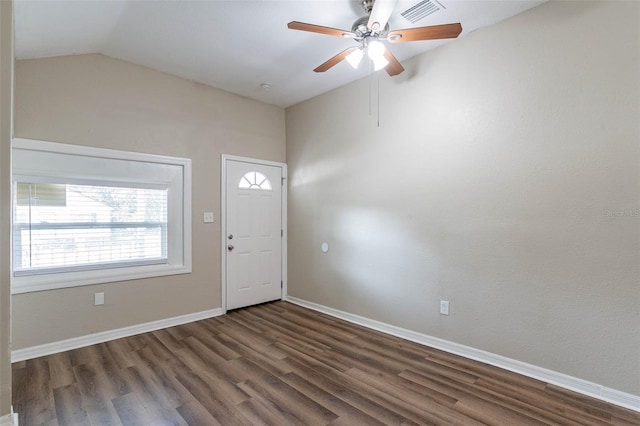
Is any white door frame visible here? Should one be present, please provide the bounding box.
[221,154,287,313]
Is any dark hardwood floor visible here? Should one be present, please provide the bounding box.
[12,301,640,425]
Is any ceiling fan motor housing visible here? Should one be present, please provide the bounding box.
[351,16,389,38]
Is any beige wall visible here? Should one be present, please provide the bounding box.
[286,1,640,396]
[0,0,14,417]
[13,53,285,349]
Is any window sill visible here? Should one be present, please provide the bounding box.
[11,263,192,294]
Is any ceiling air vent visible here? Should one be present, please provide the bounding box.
[400,0,443,24]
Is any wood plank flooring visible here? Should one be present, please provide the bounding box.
[12,301,640,425]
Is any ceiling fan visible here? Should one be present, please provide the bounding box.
[288,0,462,76]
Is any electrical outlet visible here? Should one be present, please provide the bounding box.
[440,300,450,315]
[94,292,105,306]
[203,212,214,223]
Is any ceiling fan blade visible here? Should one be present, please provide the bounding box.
[288,21,355,38]
[388,23,462,43]
[314,47,358,73]
[383,48,404,76]
[367,0,398,32]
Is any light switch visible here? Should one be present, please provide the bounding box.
[203,212,214,223]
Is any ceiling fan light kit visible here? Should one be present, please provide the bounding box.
[287,0,462,77]
[345,39,388,71]
[345,48,364,69]
[366,39,389,70]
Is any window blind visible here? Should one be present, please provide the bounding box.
[14,181,168,276]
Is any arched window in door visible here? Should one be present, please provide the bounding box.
[238,171,272,190]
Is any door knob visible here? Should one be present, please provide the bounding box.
[228,234,233,240]
[227,244,234,251]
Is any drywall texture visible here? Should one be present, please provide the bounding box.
[286,1,640,395]
[0,0,13,417]
[13,53,285,349]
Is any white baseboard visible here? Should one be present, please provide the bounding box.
[285,296,640,412]
[11,308,223,363]
[0,411,17,426]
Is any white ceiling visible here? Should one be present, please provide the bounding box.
[15,0,546,108]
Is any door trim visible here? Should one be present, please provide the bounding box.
[221,154,287,313]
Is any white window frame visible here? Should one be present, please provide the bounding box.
[11,138,192,294]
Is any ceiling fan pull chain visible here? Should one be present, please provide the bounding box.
[368,62,373,117]
[377,75,381,128]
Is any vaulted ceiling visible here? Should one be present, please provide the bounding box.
[15,0,546,107]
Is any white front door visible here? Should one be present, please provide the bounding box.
[225,159,283,310]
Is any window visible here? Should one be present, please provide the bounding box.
[238,171,272,190]
[12,139,191,294]
[14,182,168,275]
